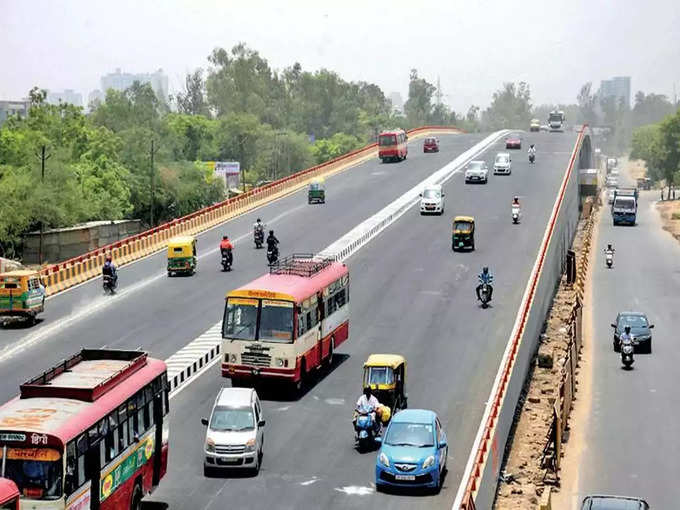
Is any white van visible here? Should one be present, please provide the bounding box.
[419,184,445,215]
[202,387,265,475]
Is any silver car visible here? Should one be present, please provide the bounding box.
[465,160,489,184]
[494,152,512,175]
[202,387,265,475]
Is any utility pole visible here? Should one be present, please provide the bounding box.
[150,139,159,227]
[435,76,443,106]
[35,145,52,265]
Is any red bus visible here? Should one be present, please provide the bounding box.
[0,478,19,510]
[378,129,408,162]
[0,349,169,510]
[222,254,349,391]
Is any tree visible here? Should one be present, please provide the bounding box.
[482,82,532,130]
[404,69,436,127]
[174,69,210,116]
[577,82,596,125]
[632,92,675,127]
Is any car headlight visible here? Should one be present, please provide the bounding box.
[422,455,435,469]
[230,354,237,363]
[275,357,284,367]
[379,452,390,467]
[205,438,215,453]
[245,438,256,452]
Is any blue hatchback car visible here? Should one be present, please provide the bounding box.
[375,409,448,492]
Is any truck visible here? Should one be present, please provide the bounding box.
[548,110,565,132]
[612,187,638,226]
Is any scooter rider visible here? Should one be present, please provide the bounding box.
[512,196,521,208]
[220,235,234,266]
[102,255,118,288]
[528,144,536,160]
[254,218,265,235]
[619,325,634,350]
[266,230,279,253]
[476,266,494,302]
[355,386,382,434]
[604,243,615,255]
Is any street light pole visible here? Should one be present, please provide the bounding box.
[35,145,52,265]
[150,139,159,227]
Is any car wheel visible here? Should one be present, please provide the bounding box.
[646,340,652,354]
[613,340,619,352]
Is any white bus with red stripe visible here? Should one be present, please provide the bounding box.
[222,254,349,391]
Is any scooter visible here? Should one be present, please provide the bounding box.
[267,246,279,265]
[512,206,521,224]
[354,409,378,451]
[103,275,116,295]
[621,340,636,368]
[605,250,614,268]
[254,228,264,249]
[221,250,232,272]
[479,283,492,308]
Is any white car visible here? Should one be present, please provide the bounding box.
[494,152,512,175]
[419,184,445,214]
[465,160,489,184]
[202,387,265,475]
[606,176,618,188]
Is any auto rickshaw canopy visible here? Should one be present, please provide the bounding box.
[167,236,196,258]
[309,177,325,190]
[453,216,475,233]
[363,354,408,413]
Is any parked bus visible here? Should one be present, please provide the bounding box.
[0,349,169,510]
[0,478,19,510]
[222,254,349,391]
[378,129,408,163]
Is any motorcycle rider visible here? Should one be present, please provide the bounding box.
[619,324,634,351]
[512,196,521,208]
[476,266,494,302]
[604,243,615,255]
[220,235,234,266]
[266,230,279,256]
[102,255,118,288]
[253,218,265,236]
[528,144,536,161]
[355,386,382,435]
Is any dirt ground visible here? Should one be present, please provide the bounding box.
[625,158,647,181]
[494,206,595,510]
[656,200,680,240]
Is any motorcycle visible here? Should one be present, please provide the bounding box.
[103,275,116,295]
[621,339,637,368]
[354,409,378,451]
[479,283,492,308]
[254,228,264,249]
[512,206,521,224]
[529,153,535,164]
[267,245,279,265]
[221,250,232,272]
[605,250,613,268]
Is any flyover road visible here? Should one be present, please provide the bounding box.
[565,188,679,508]
[0,133,493,400]
[146,132,579,510]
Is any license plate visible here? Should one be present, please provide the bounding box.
[395,474,415,481]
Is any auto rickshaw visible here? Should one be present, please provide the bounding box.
[167,236,197,276]
[452,215,475,251]
[308,177,326,204]
[363,354,408,415]
[0,270,46,325]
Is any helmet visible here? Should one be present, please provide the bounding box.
[256,218,261,223]
[530,144,535,148]
[222,235,229,240]
[482,266,489,274]
[269,230,274,235]
[607,243,612,249]
[514,196,519,201]
[363,386,372,397]
[624,325,631,333]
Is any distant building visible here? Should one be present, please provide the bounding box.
[87,89,104,110]
[599,76,631,109]
[100,68,169,102]
[389,92,404,114]
[0,99,29,126]
[46,89,83,108]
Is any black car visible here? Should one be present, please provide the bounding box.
[611,312,654,354]
[581,495,649,509]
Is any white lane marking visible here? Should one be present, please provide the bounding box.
[0,208,302,365]
[324,398,345,406]
[300,478,319,486]
[334,486,374,496]
[275,406,291,412]
[167,133,508,398]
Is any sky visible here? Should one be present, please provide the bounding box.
[2,0,680,113]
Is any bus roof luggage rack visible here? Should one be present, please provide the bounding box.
[269,253,334,277]
[20,349,148,402]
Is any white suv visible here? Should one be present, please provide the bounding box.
[202,387,265,475]
[465,160,489,184]
[419,184,445,214]
[494,152,512,175]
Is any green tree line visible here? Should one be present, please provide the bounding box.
[630,108,680,193]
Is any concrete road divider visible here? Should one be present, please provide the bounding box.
[39,125,463,297]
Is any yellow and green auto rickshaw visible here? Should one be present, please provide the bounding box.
[167,236,197,276]
[0,270,46,325]
[308,177,326,204]
[452,215,475,251]
[363,354,408,415]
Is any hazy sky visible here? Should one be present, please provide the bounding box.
[3,0,679,112]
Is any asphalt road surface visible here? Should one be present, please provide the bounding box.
[145,132,579,509]
[571,187,679,508]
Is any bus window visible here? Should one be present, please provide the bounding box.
[3,448,64,500]
[259,300,294,343]
[379,134,396,146]
[223,298,258,340]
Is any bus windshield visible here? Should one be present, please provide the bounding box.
[549,113,562,121]
[379,134,396,146]
[1,448,63,500]
[259,300,294,343]
[223,298,258,341]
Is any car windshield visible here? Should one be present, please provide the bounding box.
[425,138,436,144]
[496,155,509,164]
[468,162,484,170]
[385,422,434,447]
[223,298,259,341]
[619,315,648,328]
[422,189,440,199]
[379,134,396,146]
[365,366,394,386]
[613,197,635,210]
[454,221,472,231]
[1,448,63,500]
[210,406,254,431]
[258,300,294,343]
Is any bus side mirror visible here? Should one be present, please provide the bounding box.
[201,418,209,426]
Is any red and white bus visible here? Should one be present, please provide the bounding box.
[222,254,349,391]
[0,478,19,510]
[378,129,408,163]
[0,349,169,510]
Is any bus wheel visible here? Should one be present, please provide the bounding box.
[130,482,143,510]
[325,337,335,369]
[294,361,306,393]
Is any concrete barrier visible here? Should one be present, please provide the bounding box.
[454,127,592,510]
[39,126,463,296]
